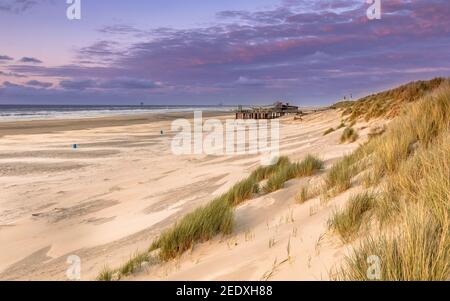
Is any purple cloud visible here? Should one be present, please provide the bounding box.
[0,55,14,61]
[19,57,43,64]
[77,41,126,64]
[59,79,96,90]
[26,80,53,88]
[0,70,27,77]
[2,81,21,88]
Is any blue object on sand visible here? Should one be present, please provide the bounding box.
[73,144,78,149]
[160,130,164,135]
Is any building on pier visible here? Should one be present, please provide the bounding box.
[235,101,300,119]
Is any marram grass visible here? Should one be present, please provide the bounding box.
[264,155,323,193]
[334,81,450,280]
[328,192,375,243]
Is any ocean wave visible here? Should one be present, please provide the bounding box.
[0,105,234,122]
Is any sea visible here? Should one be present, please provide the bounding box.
[0,105,236,122]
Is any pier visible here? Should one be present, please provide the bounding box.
[235,101,300,120]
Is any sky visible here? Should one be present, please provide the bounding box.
[0,0,449,105]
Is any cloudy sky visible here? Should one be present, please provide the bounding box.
[0,0,449,105]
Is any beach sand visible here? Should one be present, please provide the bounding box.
[0,110,381,280]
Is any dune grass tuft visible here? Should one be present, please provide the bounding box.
[96,252,158,281]
[325,156,356,194]
[323,128,335,136]
[264,164,293,193]
[328,192,376,243]
[295,186,309,204]
[119,252,153,276]
[250,156,290,182]
[296,155,325,176]
[340,127,358,143]
[151,196,234,261]
[225,176,259,206]
[337,122,346,129]
[264,155,323,193]
[97,266,114,281]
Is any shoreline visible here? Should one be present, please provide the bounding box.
[0,111,232,137]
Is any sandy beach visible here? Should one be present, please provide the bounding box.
[0,109,379,280]
[1,0,448,285]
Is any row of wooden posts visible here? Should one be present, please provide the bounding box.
[235,111,285,120]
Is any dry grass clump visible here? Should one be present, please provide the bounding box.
[97,266,114,281]
[296,181,323,204]
[361,169,382,188]
[118,252,154,276]
[323,139,378,195]
[340,127,358,143]
[96,251,158,281]
[324,155,357,194]
[295,186,309,204]
[328,192,376,243]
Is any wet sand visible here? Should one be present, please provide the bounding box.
[0,111,226,137]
